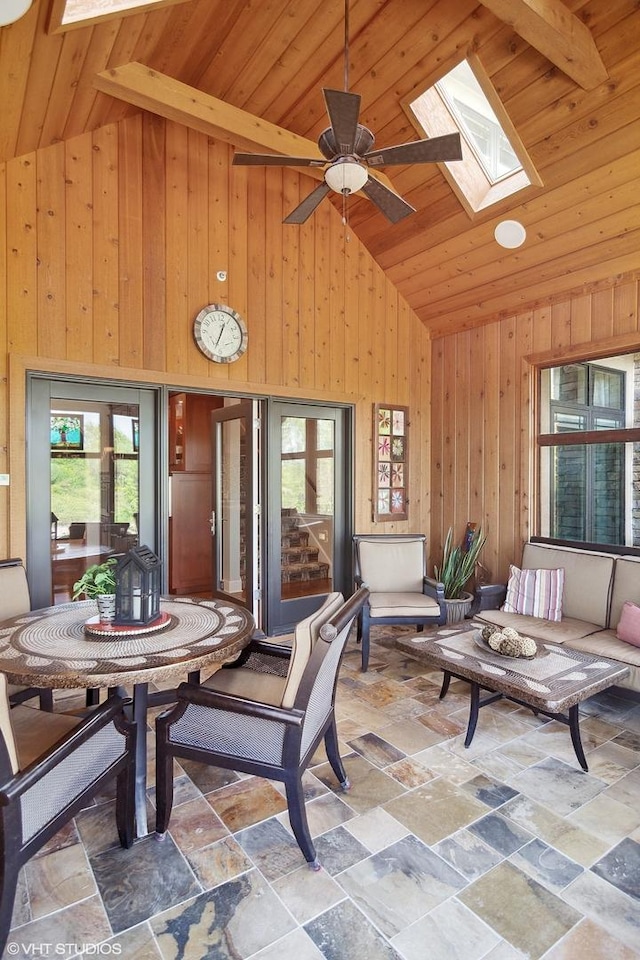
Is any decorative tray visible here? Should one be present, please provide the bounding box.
[472,630,541,660]
[84,611,172,638]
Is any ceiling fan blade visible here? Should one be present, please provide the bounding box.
[361,176,415,224]
[233,153,325,167]
[323,89,361,155]
[365,132,462,166]
[284,182,331,224]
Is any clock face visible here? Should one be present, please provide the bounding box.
[193,304,248,363]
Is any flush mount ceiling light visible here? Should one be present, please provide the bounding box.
[0,0,33,25]
[495,219,526,248]
[324,158,369,195]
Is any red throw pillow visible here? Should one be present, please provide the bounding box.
[616,601,640,647]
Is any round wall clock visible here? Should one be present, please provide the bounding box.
[193,304,248,363]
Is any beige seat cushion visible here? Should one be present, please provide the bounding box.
[9,705,80,770]
[0,562,30,621]
[476,609,603,644]
[204,592,344,710]
[357,539,424,593]
[566,628,640,692]
[203,669,286,707]
[369,592,440,619]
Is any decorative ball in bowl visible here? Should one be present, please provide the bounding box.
[478,624,537,659]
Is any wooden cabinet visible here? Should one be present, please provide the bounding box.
[168,393,223,594]
[169,393,222,473]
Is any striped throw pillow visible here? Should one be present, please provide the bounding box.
[502,565,565,621]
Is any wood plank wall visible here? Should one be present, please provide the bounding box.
[430,277,640,582]
[0,115,431,559]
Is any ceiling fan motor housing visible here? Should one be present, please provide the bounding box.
[318,124,375,160]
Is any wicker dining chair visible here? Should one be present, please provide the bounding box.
[0,678,136,955]
[155,587,368,870]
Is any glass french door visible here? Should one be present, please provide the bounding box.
[210,400,259,621]
[266,401,351,634]
[27,378,158,610]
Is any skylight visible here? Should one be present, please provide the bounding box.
[48,0,189,31]
[407,56,541,216]
[435,60,520,184]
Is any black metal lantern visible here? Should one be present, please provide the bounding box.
[114,545,162,626]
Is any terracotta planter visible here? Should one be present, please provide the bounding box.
[444,592,473,624]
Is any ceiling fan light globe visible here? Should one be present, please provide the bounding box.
[0,0,32,24]
[324,160,368,195]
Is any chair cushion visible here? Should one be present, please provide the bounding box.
[357,538,424,593]
[10,705,80,770]
[0,675,20,774]
[202,668,287,707]
[369,591,441,619]
[0,562,30,621]
[502,565,564,621]
[282,592,344,708]
[616,601,640,647]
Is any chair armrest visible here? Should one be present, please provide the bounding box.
[423,577,445,603]
[174,682,305,727]
[474,583,507,611]
[0,696,134,804]
[223,638,291,669]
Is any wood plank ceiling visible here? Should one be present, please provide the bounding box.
[1,0,639,337]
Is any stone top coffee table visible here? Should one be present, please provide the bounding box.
[394,622,629,771]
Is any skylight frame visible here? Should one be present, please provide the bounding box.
[405,54,542,217]
[48,0,191,33]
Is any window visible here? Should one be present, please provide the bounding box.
[48,0,189,31]
[407,55,542,215]
[538,356,640,547]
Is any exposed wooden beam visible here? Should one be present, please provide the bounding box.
[94,61,323,158]
[479,0,608,89]
[94,61,396,190]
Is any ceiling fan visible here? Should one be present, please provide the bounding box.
[232,2,462,224]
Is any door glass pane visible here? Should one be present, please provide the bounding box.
[280,416,334,600]
[219,417,247,603]
[50,401,139,603]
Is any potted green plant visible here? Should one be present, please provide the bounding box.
[73,557,119,623]
[434,526,486,622]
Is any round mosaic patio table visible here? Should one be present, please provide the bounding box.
[0,597,255,836]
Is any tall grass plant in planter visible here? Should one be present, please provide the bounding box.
[434,526,487,622]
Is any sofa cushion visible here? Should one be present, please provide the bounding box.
[521,543,614,627]
[566,629,638,692]
[616,601,640,647]
[609,556,640,629]
[476,609,603,644]
[503,565,564,621]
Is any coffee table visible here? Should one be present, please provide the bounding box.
[394,622,629,771]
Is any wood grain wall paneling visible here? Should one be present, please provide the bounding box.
[0,117,434,555]
[430,276,640,582]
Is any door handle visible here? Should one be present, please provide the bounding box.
[209,510,216,534]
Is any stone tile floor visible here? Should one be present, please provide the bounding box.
[4,625,640,959]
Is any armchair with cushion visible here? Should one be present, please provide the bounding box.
[0,678,136,954]
[0,559,53,711]
[353,534,446,671]
[155,587,368,870]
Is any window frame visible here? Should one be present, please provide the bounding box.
[47,0,190,33]
[536,355,640,549]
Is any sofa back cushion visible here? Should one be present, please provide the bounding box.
[521,543,614,627]
[609,556,640,629]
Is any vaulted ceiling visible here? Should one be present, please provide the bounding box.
[1,0,639,337]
